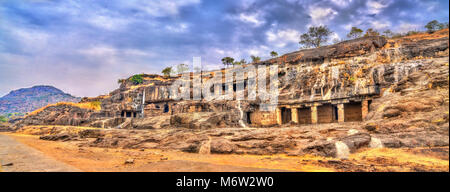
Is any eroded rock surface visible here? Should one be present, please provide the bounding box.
[11,30,450,158]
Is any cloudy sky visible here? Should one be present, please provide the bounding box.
[0,0,448,97]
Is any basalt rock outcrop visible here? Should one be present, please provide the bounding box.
[263,36,387,65]
[13,29,450,158]
[16,104,98,127]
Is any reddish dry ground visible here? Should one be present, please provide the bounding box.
[2,133,448,172]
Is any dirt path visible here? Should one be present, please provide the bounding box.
[0,134,80,172]
[1,133,328,172]
[2,132,448,172]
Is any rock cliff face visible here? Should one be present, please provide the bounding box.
[17,104,97,126]
[265,36,387,65]
[13,29,449,158]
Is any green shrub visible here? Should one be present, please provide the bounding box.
[162,67,173,77]
[0,115,8,123]
[130,74,144,85]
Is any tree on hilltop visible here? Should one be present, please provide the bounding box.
[162,67,173,77]
[250,55,261,63]
[347,27,363,39]
[221,57,235,68]
[270,51,278,58]
[364,28,380,37]
[299,25,333,48]
[425,20,447,33]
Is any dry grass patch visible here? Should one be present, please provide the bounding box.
[28,101,101,116]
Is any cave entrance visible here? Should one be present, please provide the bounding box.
[163,104,169,113]
[317,104,334,123]
[281,107,291,124]
[333,105,339,122]
[246,112,252,124]
[297,107,311,124]
[344,102,362,122]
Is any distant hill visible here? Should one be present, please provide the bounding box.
[0,85,80,115]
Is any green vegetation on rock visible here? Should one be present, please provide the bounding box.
[347,27,363,39]
[162,67,173,77]
[250,55,261,63]
[425,20,448,33]
[270,51,278,58]
[130,74,144,85]
[0,115,8,122]
[221,57,235,68]
[299,25,333,48]
[364,28,380,37]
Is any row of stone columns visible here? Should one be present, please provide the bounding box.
[276,100,369,125]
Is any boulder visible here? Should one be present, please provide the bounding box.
[210,138,237,154]
[339,133,371,152]
[383,108,402,118]
[302,140,337,157]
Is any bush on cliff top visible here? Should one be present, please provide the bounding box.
[130,74,144,85]
[0,115,8,122]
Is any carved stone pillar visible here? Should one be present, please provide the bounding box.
[276,107,282,125]
[311,105,318,124]
[291,108,298,123]
[362,100,369,120]
[338,103,345,123]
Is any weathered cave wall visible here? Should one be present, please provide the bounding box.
[14,32,449,130]
[12,31,450,159]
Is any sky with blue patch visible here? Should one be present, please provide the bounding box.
[0,0,448,97]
